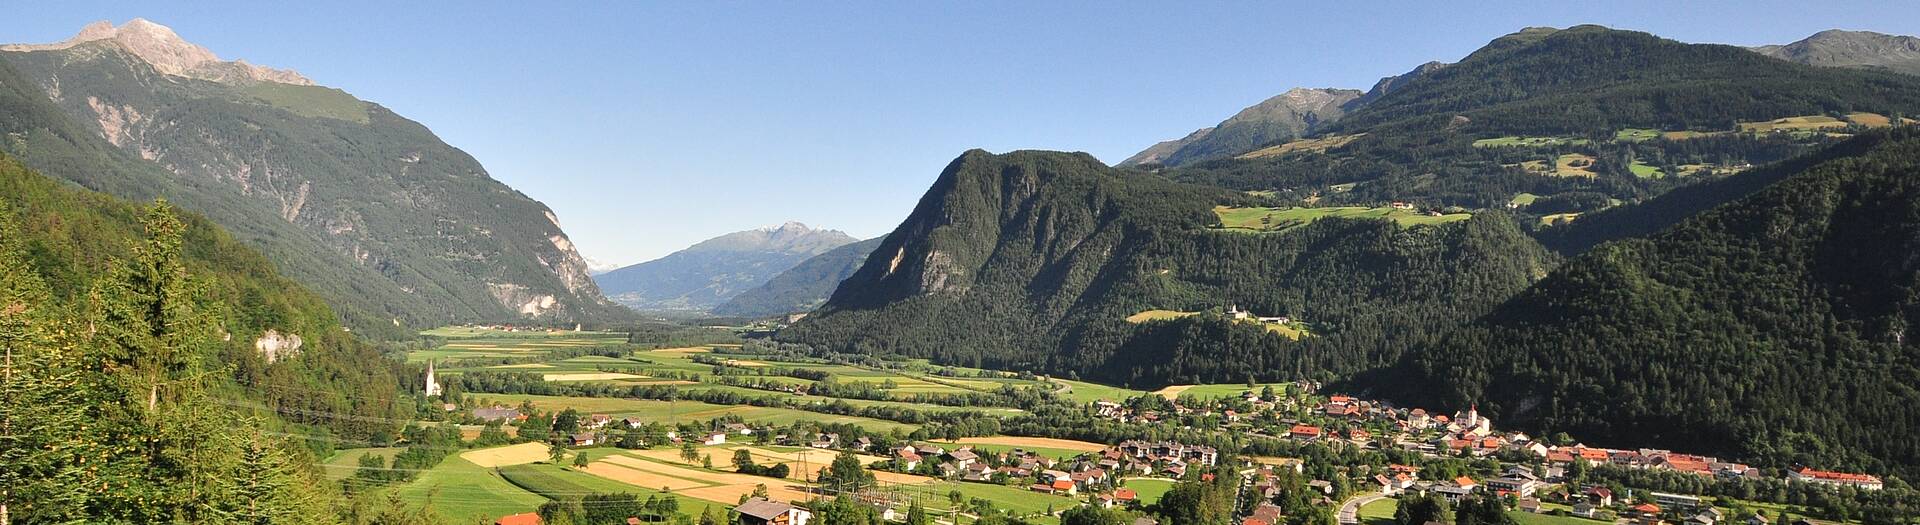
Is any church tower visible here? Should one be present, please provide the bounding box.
[425,359,443,397]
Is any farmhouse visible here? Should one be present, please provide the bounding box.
[703,432,728,445]
[736,498,812,525]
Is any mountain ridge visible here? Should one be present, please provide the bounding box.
[594,222,858,313]
[1754,29,1920,75]
[0,19,624,331]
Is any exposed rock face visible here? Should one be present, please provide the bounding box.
[1753,29,1920,75]
[254,329,303,363]
[2,19,313,85]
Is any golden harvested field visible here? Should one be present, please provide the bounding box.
[723,359,769,367]
[581,461,709,490]
[542,372,648,381]
[678,483,813,506]
[459,442,550,468]
[585,453,817,505]
[1152,385,1193,400]
[954,436,1108,452]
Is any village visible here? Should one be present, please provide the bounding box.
[447,358,1889,525]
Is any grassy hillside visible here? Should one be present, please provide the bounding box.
[1400,130,1920,479]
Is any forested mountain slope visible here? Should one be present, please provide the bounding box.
[0,20,621,332]
[713,236,884,318]
[782,150,1555,386]
[1,151,413,520]
[595,222,857,312]
[1400,130,1920,480]
[1161,26,1920,227]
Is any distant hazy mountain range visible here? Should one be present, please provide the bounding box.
[594,222,858,313]
[713,236,884,318]
[0,19,622,336]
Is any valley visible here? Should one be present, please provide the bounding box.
[4,10,1920,525]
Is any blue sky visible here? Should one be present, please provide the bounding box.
[4,2,1917,268]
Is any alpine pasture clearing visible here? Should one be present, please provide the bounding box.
[1126,309,1197,323]
[1738,115,1849,133]
[1213,206,1471,233]
[1540,212,1581,226]
[1238,133,1367,158]
[460,442,552,468]
[1472,136,1589,148]
[1509,193,1539,207]
[1552,154,1598,177]
[1628,159,1665,178]
[1613,128,1661,142]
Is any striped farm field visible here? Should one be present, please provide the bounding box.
[460,442,551,468]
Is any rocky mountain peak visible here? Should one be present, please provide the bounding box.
[2,18,313,85]
[1752,29,1920,75]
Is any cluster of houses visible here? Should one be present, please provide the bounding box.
[1164,391,1884,494]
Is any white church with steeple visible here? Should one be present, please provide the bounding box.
[425,359,442,397]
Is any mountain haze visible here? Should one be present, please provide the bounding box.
[712,236,884,318]
[594,222,857,313]
[0,20,621,333]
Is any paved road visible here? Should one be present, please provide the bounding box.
[1339,493,1387,525]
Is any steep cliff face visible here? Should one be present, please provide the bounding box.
[0,20,622,327]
